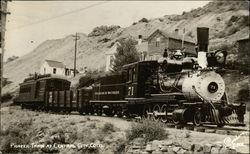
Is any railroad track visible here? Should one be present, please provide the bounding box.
[22,108,249,137]
[130,117,249,136]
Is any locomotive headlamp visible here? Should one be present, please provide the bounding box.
[207,50,227,67]
[215,50,227,64]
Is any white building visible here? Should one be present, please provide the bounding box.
[105,42,120,72]
[40,60,65,76]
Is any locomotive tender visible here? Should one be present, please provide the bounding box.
[15,27,246,127]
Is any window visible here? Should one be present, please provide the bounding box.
[110,55,115,66]
[20,86,31,93]
[156,37,160,47]
[44,68,46,74]
[53,68,56,74]
[128,69,133,82]
[132,68,136,81]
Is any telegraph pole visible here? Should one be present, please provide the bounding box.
[181,28,185,49]
[1,0,11,103]
[72,33,80,77]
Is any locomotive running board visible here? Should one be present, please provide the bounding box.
[90,100,128,103]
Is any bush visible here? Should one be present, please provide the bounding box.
[114,138,127,153]
[138,18,149,23]
[186,31,194,38]
[78,69,109,88]
[2,78,12,87]
[132,22,137,25]
[159,18,164,22]
[88,25,120,37]
[0,119,34,153]
[1,92,13,102]
[101,122,115,133]
[5,56,19,64]
[98,38,111,43]
[227,26,240,35]
[210,42,237,53]
[88,122,96,129]
[126,119,168,142]
[237,88,249,102]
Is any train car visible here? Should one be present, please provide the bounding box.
[15,74,71,109]
[90,74,126,116]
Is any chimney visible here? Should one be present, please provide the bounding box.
[197,27,209,68]
[138,35,142,45]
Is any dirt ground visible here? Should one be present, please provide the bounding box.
[0,106,249,153]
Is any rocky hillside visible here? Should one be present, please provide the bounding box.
[3,0,249,94]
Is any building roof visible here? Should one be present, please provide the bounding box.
[45,60,64,68]
[237,37,249,42]
[146,29,195,44]
[136,42,148,53]
[106,42,121,55]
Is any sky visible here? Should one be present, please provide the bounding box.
[4,1,209,60]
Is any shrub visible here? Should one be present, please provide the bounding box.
[184,131,191,138]
[237,88,249,102]
[98,38,111,43]
[2,78,12,87]
[88,122,96,129]
[88,25,120,37]
[78,69,110,88]
[227,26,240,35]
[159,18,164,22]
[0,119,34,153]
[114,138,127,153]
[1,92,13,102]
[216,16,221,21]
[5,56,19,64]
[132,22,137,25]
[209,42,236,54]
[186,31,194,38]
[70,121,75,125]
[126,119,168,142]
[101,122,115,133]
[138,18,149,23]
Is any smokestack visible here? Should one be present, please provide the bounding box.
[138,35,142,45]
[197,27,209,68]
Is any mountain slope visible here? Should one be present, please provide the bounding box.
[3,1,249,94]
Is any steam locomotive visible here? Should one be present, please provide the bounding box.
[15,27,246,127]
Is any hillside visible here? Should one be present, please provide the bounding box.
[2,0,249,95]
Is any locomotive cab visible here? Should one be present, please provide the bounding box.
[123,61,159,98]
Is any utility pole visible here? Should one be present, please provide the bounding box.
[72,33,80,77]
[181,28,185,49]
[0,0,11,103]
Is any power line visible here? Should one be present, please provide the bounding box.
[9,1,110,30]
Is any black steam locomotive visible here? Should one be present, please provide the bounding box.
[15,27,246,127]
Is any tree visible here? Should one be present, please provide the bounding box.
[112,38,140,73]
